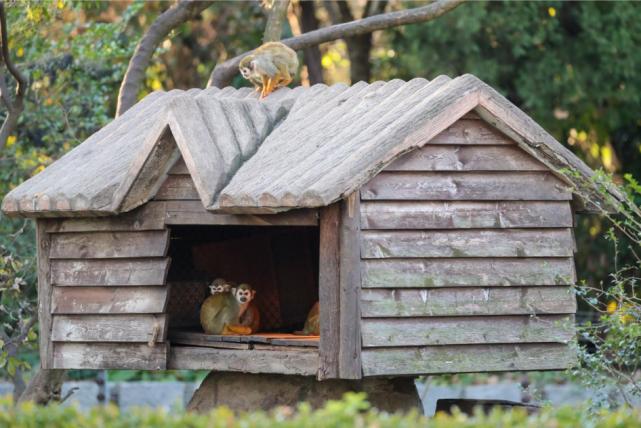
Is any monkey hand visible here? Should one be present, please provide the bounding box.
[222,324,253,335]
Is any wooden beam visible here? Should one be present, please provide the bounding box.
[51,286,169,314]
[361,171,572,201]
[426,118,515,146]
[361,315,574,347]
[360,229,575,258]
[360,286,577,317]
[154,175,200,200]
[51,258,170,286]
[360,201,573,230]
[385,145,547,172]
[361,343,576,376]
[44,202,167,233]
[338,195,362,379]
[318,204,340,379]
[53,342,168,370]
[51,314,168,342]
[164,200,318,226]
[49,230,170,259]
[362,258,576,288]
[168,346,318,375]
[36,220,53,369]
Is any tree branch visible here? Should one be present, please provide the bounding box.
[0,1,27,151]
[263,0,290,43]
[116,0,211,116]
[207,0,465,88]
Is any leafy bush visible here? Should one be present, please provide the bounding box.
[566,170,641,408]
[0,393,641,428]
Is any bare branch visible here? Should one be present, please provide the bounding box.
[0,1,27,151]
[116,0,211,116]
[207,0,465,88]
[263,0,290,43]
[59,386,79,404]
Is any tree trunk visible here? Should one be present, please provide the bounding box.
[336,1,387,84]
[187,372,421,413]
[345,34,373,83]
[300,1,323,84]
[263,0,290,43]
[17,369,66,405]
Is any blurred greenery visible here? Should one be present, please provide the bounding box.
[2,392,641,427]
[0,0,640,399]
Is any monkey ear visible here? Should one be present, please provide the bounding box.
[251,290,256,299]
[231,287,237,295]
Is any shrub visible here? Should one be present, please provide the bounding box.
[0,393,640,428]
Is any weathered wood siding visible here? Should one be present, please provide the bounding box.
[359,117,577,377]
[41,157,322,371]
[45,205,172,369]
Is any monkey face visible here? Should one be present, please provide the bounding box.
[234,285,255,304]
[208,284,223,294]
[239,56,256,79]
[208,279,232,295]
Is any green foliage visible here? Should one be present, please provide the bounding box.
[378,1,641,174]
[0,393,641,428]
[0,223,37,379]
[0,1,144,384]
[563,170,641,408]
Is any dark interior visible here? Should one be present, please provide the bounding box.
[166,225,320,337]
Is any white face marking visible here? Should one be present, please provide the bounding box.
[235,288,252,303]
[209,283,230,295]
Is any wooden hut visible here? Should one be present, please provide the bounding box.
[2,74,619,380]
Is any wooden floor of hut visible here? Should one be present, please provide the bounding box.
[169,329,319,351]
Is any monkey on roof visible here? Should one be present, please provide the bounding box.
[239,42,299,99]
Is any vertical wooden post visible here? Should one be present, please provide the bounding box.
[318,204,340,379]
[338,193,362,379]
[36,219,53,369]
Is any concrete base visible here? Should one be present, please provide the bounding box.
[187,372,421,413]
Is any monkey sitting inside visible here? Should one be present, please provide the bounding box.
[294,301,319,336]
[222,283,260,335]
[199,278,238,335]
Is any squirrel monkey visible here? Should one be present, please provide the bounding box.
[294,301,319,336]
[199,278,238,335]
[239,41,299,99]
[222,283,260,335]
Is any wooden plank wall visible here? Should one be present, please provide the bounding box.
[359,116,578,377]
[43,205,171,370]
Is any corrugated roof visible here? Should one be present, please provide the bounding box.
[1,74,620,217]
